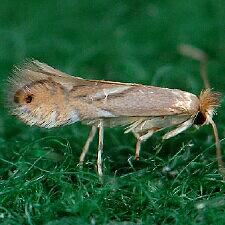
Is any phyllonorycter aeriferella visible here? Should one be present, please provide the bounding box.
[6,45,224,177]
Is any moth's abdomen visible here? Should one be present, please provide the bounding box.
[9,79,79,128]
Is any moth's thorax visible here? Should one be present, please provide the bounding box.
[172,90,199,115]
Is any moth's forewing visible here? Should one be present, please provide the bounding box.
[80,84,200,118]
[7,60,200,130]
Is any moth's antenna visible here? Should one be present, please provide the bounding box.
[178,44,225,178]
[178,44,210,89]
[208,116,225,178]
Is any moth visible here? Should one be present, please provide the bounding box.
[6,50,224,177]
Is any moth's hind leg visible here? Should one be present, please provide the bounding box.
[79,126,97,166]
[133,130,154,160]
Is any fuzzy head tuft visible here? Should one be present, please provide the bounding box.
[196,89,221,125]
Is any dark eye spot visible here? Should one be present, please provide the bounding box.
[25,95,33,103]
[194,112,206,125]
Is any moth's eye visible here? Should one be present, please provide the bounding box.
[194,112,206,125]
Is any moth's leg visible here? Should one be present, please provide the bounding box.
[133,133,141,160]
[97,121,104,176]
[125,119,144,134]
[133,130,154,160]
[162,118,194,140]
[79,126,97,166]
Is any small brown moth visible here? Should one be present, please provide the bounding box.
[6,50,224,176]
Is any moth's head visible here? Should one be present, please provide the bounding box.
[194,89,221,126]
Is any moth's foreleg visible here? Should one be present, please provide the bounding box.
[162,118,194,140]
[79,126,97,166]
[133,130,154,160]
[97,121,104,176]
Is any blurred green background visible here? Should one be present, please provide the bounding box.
[1,1,225,224]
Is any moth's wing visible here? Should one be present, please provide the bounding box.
[7,60,199,129]
[9,60,92,91]
[80,82,200,118]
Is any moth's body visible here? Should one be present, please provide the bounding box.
[7,60,221,176]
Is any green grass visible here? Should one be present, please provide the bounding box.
[1,0,225,224]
